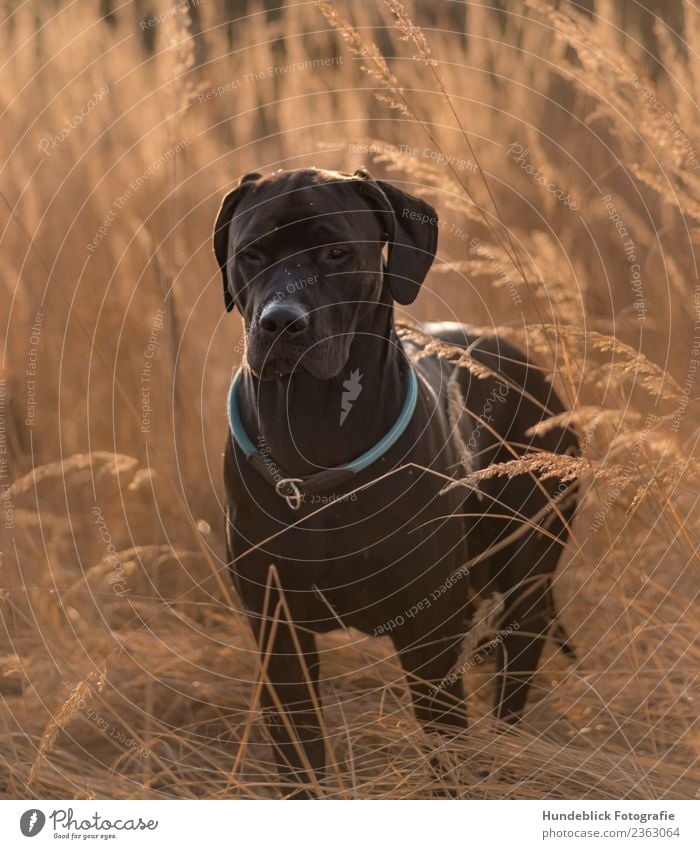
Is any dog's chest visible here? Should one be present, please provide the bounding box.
[282,475,468,628]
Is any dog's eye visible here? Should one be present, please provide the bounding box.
[239,248,263,264]
[327,246,350,259]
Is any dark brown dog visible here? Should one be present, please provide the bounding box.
[215,167,578,797]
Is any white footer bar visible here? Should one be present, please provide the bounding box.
[0,800,697,848]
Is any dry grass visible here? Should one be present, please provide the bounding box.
[0,0,698,799]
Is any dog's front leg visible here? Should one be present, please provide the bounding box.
[259,625,325,798]
[392,633,469,796]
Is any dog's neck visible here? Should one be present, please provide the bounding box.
[237,307,411,476]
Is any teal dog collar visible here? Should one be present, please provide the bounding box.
[227,367,418,509]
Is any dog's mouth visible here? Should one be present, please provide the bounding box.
[252,356,297,380]
[246,333,350,381]
[248,351,346,382]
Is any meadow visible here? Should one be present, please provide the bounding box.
[0,0,698,798]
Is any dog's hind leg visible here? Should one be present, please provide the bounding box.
[490,497,576,722]
[492,576,553,722]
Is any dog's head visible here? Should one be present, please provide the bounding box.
[213,167,438,380]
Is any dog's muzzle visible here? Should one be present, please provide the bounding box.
[259,302,310,337]
[248,302,310,378]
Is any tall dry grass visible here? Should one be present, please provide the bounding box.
[0,0,698,798]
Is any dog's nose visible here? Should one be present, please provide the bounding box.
[259,303,309,336]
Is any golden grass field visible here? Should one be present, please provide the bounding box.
[1,0,699,798]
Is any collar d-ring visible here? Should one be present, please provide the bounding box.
[275,477,304,510]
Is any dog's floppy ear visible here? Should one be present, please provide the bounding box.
[213,172,262,312]
[352,168,438,304]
